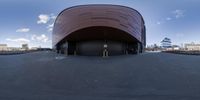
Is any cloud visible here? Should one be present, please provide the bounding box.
[6,38,30,43]
[50,13,57,20]
[47,23,54,32]
[16,28,30,32]
[172,10,185,18]
[156,9,185,25]
[48,23,54,28]
[37,13,57,32]
[48,28,53,32]
[156,21,161,25]
[166,17,172,21]
[47,14,56,32]
[37,14,50,24]
[31,34,49,43]
[37,14,57,24]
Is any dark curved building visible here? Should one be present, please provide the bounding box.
[53,4,146,56]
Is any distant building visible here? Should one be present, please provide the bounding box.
[0,44,7,51]
[0,44,32,51]
[172,45,180,50]
[146,44,162,51]
[7,47,22,51]
[185,43,200,51]
[161,37,172,48]
[22,44,29,50]
[30,47,39,50]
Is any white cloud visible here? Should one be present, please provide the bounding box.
[48,23,54,28]
[166,17,172,21]
[37,14,57,24]
[50,14,57,20]
[6,38,30,43]
[48,28,53,32]
[31,34,49,43]
[37,14,50,24]
[16,28,30,32]
[156,9,184,25]
[47,23,54,32]
[156,21,161,25]
[172,10,185,18]
[37,13,57,32]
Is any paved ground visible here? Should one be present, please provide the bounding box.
[0,51,200,100]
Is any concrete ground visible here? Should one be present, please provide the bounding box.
[0,51,200,100]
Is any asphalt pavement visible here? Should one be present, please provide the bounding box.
[0,51,200,100]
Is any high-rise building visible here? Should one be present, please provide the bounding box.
[161,37,172,48]
[22,44,29,50]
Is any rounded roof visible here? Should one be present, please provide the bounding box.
[53,4,145,46]
[55,4,145,25]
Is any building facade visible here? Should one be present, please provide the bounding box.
[185,43,200,51]
[52,4,146,56]
[0,44,7,51]
[22,44,29,50]
[161,37,172,48]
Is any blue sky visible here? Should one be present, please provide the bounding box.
[0,0,200,48]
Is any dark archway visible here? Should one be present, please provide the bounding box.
[58,26,141,56]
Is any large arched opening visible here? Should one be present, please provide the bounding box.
[57,26,142,56]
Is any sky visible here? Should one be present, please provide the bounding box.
[0,0,200,48]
